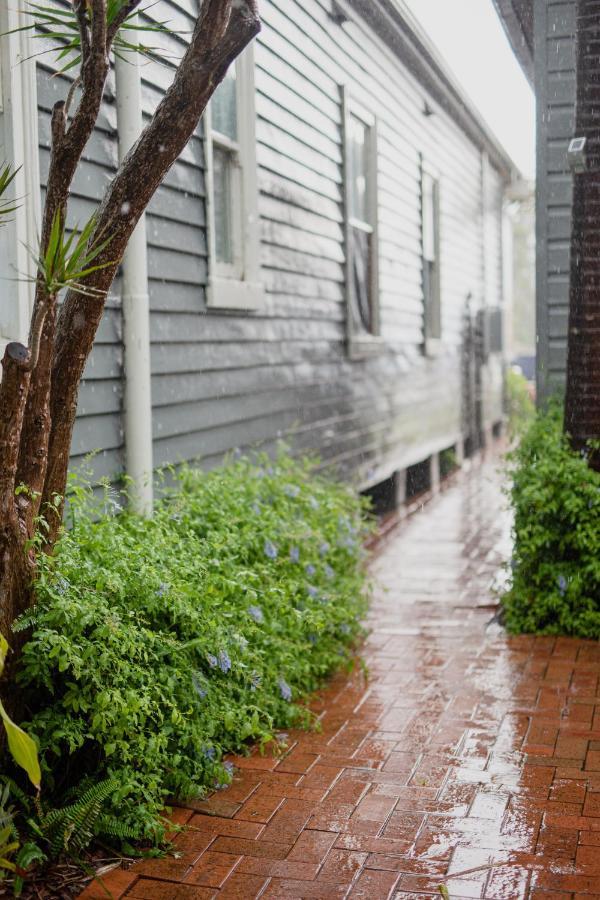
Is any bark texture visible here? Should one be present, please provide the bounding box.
[564,0,600,468]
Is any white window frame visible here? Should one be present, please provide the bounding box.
[421,158,442,354]
[205,45,262,312]
[0,0,41,353]
[341,85,382,360]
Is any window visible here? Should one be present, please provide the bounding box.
[421,164,441,345]
[205,46,262,310]
[342,87,380,356]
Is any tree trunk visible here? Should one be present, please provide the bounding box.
[564,0,600,468]
[0,343,33,637]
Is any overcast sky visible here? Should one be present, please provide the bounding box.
[402,0,535,178]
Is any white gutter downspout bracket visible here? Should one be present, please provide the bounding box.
[115,43,154,516]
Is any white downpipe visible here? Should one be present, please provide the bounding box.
[115,47,153,515]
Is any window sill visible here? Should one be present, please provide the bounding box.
[348,333,385,361]
[206,278,264,312]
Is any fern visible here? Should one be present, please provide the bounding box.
[95,815,140,842]
[11,608,41,634]
[39,778,119,857]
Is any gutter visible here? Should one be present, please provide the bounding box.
[115,45,154,516]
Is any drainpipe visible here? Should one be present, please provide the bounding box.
[115,44,154,515]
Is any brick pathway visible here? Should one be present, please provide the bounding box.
[82,458,600,899]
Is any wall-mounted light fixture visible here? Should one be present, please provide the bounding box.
[567,136,587,173]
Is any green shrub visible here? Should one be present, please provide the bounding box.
[506,367,535,439]
[11,453,369,846]
[503,403,600,637]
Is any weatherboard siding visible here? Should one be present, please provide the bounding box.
[535,0,576,397]
[148,0,507,486]
[37,0,507,487]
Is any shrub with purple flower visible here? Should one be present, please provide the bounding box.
[248,605,264,623]
[218,650,231,673]
[278,678,292,701]
[264,539,278,559]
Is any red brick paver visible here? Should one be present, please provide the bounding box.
[81,460,600,899]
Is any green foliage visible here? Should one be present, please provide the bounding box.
[0,164,19,224]
[29,212,113,298]
[506,367,535,439]
[503,403,600,637]
[13,453,370,846]
[31,778,120,858]
[0,786,19,879]
[0,635,41,789]
[439,447,458,479]
[16,1,178,74]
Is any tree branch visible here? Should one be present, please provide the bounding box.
[73,0,91,66]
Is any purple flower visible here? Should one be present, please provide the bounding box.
[55,576,70,595]
[557,575,567,594]
[324,564,334,580]
[218,650,231,673]
[308,634,317,645]
[307,585,318,598]
[203,746,216,760]
[157,582,168,597]
[250,671,261,690]
[284,484,300,498]
[264,539,278,559]
[308,496,319,510]
[248,605,264,623]
[340,623,351,635]
[278,678,292,701]
[207,653,218,668]
[305,564,316,577]
[290,546,300,563]
[223,760,234,776]
[192,673,208,698]
[251,502,261,515]
[319,542,330,557]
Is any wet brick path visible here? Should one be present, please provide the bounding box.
[82,458,600,899]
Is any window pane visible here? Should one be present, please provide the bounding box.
[349,225,373,333]
[212,67,237,141]
[348,115,368,223]
[422,173,436,262]
[213,146,233,264]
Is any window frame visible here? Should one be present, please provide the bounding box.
[420,157,442,354]
[205,45,262,312]
[0,0,40,351]
[341,85,382,360]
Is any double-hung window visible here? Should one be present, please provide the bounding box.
[205,46,262,310]
[421,163,441,346]
[342,87,380,356]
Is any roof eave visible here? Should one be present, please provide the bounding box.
[491,0,534,86]
[347,0,521,182]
